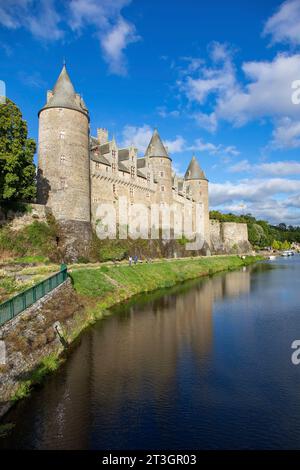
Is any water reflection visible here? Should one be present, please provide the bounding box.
[3,258,300,449]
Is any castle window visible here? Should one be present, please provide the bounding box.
[130,188,134,198]
[96,162,100,169]
[59,131,65,139]
[160,171,164,177]
[147,173,150,184]
[161,185,165,192]
[113,184,117,195]
[106,166,109,172]
[112,163,116,172]
[60,155,66,163]
[130,166,135,178]
[112,150,116,158]
[60,177,67,190]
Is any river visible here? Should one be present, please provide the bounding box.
[1,256,300,449]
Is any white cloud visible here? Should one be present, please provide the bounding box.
[271,117,300,148]
[193,112,218,132]
[178,44,300,146]
[121,125,186,155]
[189,138,240,156]
[263,0,300,47]
[217,53,300,125]
[210,177,300,224]
[164,135,186,153]
[121,124,153,152]
[178,42,237,107]
[100,18,139,76]
[157,106,180,118]
[0,0,140,75]
[229,159,300,176]
[210,178,300,204]
[121,124,239,158]
[0,0,63,40]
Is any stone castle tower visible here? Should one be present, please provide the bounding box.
[145,129,173,205]
[37,65,213,257]
[37,65,92,256]
[37,65,91,222]
[184,156,210,245]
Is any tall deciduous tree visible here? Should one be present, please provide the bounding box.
[0,99,36,202]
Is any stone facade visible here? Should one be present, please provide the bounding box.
[210,220,251,254]
[0,204,47,231]
[37,65,249,254]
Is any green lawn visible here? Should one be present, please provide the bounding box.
[70,255,261,301]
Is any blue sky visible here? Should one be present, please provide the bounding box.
[1,0,300,224]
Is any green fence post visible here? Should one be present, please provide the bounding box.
[9,299,14,320]
[22,292,26,310]
[60,263,67,272]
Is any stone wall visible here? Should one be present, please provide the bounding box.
[209,219,252,254]
[0,204,47,231]
[0,278,84,415]
[37,107,91,223]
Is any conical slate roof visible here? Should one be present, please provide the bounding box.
[39,65,88,117]
[184,155,207,180]
[145,129,170,159]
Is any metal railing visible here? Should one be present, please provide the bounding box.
[0,265,68,327]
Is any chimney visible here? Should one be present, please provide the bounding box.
[97,128,108,145]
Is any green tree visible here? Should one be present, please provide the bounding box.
[0,98,36,202]
[281,240,291,250]
[272,240,281,250]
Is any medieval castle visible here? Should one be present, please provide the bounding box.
[36,65,250,257]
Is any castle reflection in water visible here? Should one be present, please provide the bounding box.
[2,268,251,449]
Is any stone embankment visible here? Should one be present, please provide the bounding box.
[0,278,83,417]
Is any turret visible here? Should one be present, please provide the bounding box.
[145,129,172,204]
[37,64,90,224]
[185,155,210,249]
